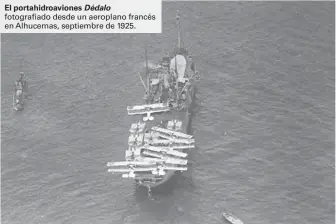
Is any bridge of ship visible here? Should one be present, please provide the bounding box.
[143,54,197,108]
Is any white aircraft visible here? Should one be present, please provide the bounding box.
[121,172,164,180]
[145,145,188,158]
[127,103,170,121]
[107,161,158,173]
[129,122,146,133]
[157,135,195,144]
[106,161,155,167]
[163,166,187,171]
[142,150,188,165]
[151,164,187,175]
[108,167,157,173]
[151,126,193,139]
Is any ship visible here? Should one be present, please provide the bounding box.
[13,72,26,111]
[222,212,244,224]
[106,10,200,191]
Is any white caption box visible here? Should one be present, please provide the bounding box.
[1,0,162,33]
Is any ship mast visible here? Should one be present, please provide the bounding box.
[176,10,181,50]
[175,10,179,72]
[145,47,150,103]
[175,10,180,105]
[20,58,22,74]
[19,58,24,78]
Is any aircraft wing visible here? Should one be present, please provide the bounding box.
[147,139,170,145]
[164,166,188,171]
[122,173,164,180]
[165,158,188,165]
[170,145,196,150]
[141,157,165,163]
[142,150,163,159]
[108,168,133,173]
[166,137,195,144]
[127,103,170,115]
[108,167,156,173]
[142,150,188,165]
[151,127,193,139]
[107,161,155,167]
[146,146,188,158]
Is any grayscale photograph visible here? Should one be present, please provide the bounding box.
[1,1,335,224]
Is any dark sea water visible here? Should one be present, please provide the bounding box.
[1,2,335,224]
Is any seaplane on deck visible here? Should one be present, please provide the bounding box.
[141,149,188,165]
[167,119,183,131]
[107,156,188,179]
[128,133,145,146]
[141,125,195,147]
[151,126,193,139]
[144,137,195,148]
[125,145,142,161]
[144,145,188,158]
[107,160,157,177]
[142,156,188,176]
[129,122,146,133]
[127,102,171,121]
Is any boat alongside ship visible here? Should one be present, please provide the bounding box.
[106,10,200,190]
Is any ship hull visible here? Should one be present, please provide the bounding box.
[13,80,27,111]
[13,89,24,111]
[107,10,199,192]
[137,85,196,189]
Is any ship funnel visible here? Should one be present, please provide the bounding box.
[170,54,187,83]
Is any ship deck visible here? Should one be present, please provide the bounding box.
[124,107,192,188]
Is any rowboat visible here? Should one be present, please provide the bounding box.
[222,212,244,224]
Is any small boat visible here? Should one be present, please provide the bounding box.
[13,81,24,111]
[12,72,27,111]
[222,212,244,224]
